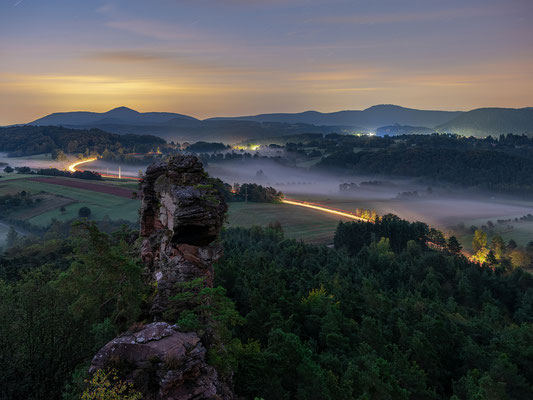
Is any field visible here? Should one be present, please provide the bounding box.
[0,174,140,227]
[25,177,139,198]
[227,202,349,243]
[0,172,345,243]
[282,192,533,247]
[1,167,532,248]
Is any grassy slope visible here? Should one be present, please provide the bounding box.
[0,176,139,226]
[227,202,349,244]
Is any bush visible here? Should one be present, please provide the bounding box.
[78,207,92,218]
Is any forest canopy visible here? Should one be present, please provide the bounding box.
[0,125,165,156]
[1,216,532,399]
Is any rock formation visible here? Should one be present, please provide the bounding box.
[90,155,232,399]
[140,155,227,318]
[89,322,231,400]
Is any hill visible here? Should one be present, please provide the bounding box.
[25,105,533,142]
[210,104,462,129]
[29,111,344,143]
[27,105,459,137]
[437,108,533,137]
[30,106,197,126]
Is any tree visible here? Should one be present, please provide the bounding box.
[78,207,91,218]
[472,230,487,253]
[60,206,66,214]
[3,166,13,173]
[6,226,18,247]
[486,250,498,265]
[490,235,506,260]
[509,250,531,269]
[428,228,446,247]
[52,149,68,162]
[447,236,462,254]
[508,239,518,250]
[81,369,142,400]
[15,166,31,174]
[0,223,147,399]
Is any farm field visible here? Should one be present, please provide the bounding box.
[285,192,533,246]
[25,177,139,198]
[2,170,531,248]
[0,174,140,227]
[227,201,349,243]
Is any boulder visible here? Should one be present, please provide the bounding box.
[90,322,232,400]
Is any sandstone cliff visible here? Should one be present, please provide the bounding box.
[90,155,232,400]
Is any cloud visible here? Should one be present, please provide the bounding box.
[82,50,262,77]
[292,69,376,82]
[0,73,189,96]
[87,51,170,62]
[105,19,195,40]
[312,6,498,25]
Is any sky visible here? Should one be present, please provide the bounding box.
[1,0,532,124]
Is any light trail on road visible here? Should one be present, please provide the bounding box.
[66,157,140,180]
[67,157,97,172]
[282,199,369,222]
[283,198,476,261]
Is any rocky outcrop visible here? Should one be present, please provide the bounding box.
[90,322,232,400]
[140,155,227,318]
[90,156,232,399]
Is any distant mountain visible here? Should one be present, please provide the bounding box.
[436,108,533,137]
[30,106,197,126]
[209,105,462,130]
[26,107,348,143]
[25,105,533,142]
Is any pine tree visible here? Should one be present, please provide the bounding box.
[447,236,462,254]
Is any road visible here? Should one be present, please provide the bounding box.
[67,157,140,180]
[282,199,369,222]
[67,157,97,172]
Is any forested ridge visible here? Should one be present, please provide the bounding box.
[0,125,165,156]
[308,133,533,193]
[318,146,533,192]
[1,216,532,399]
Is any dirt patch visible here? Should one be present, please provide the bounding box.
[26,177,140,199]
